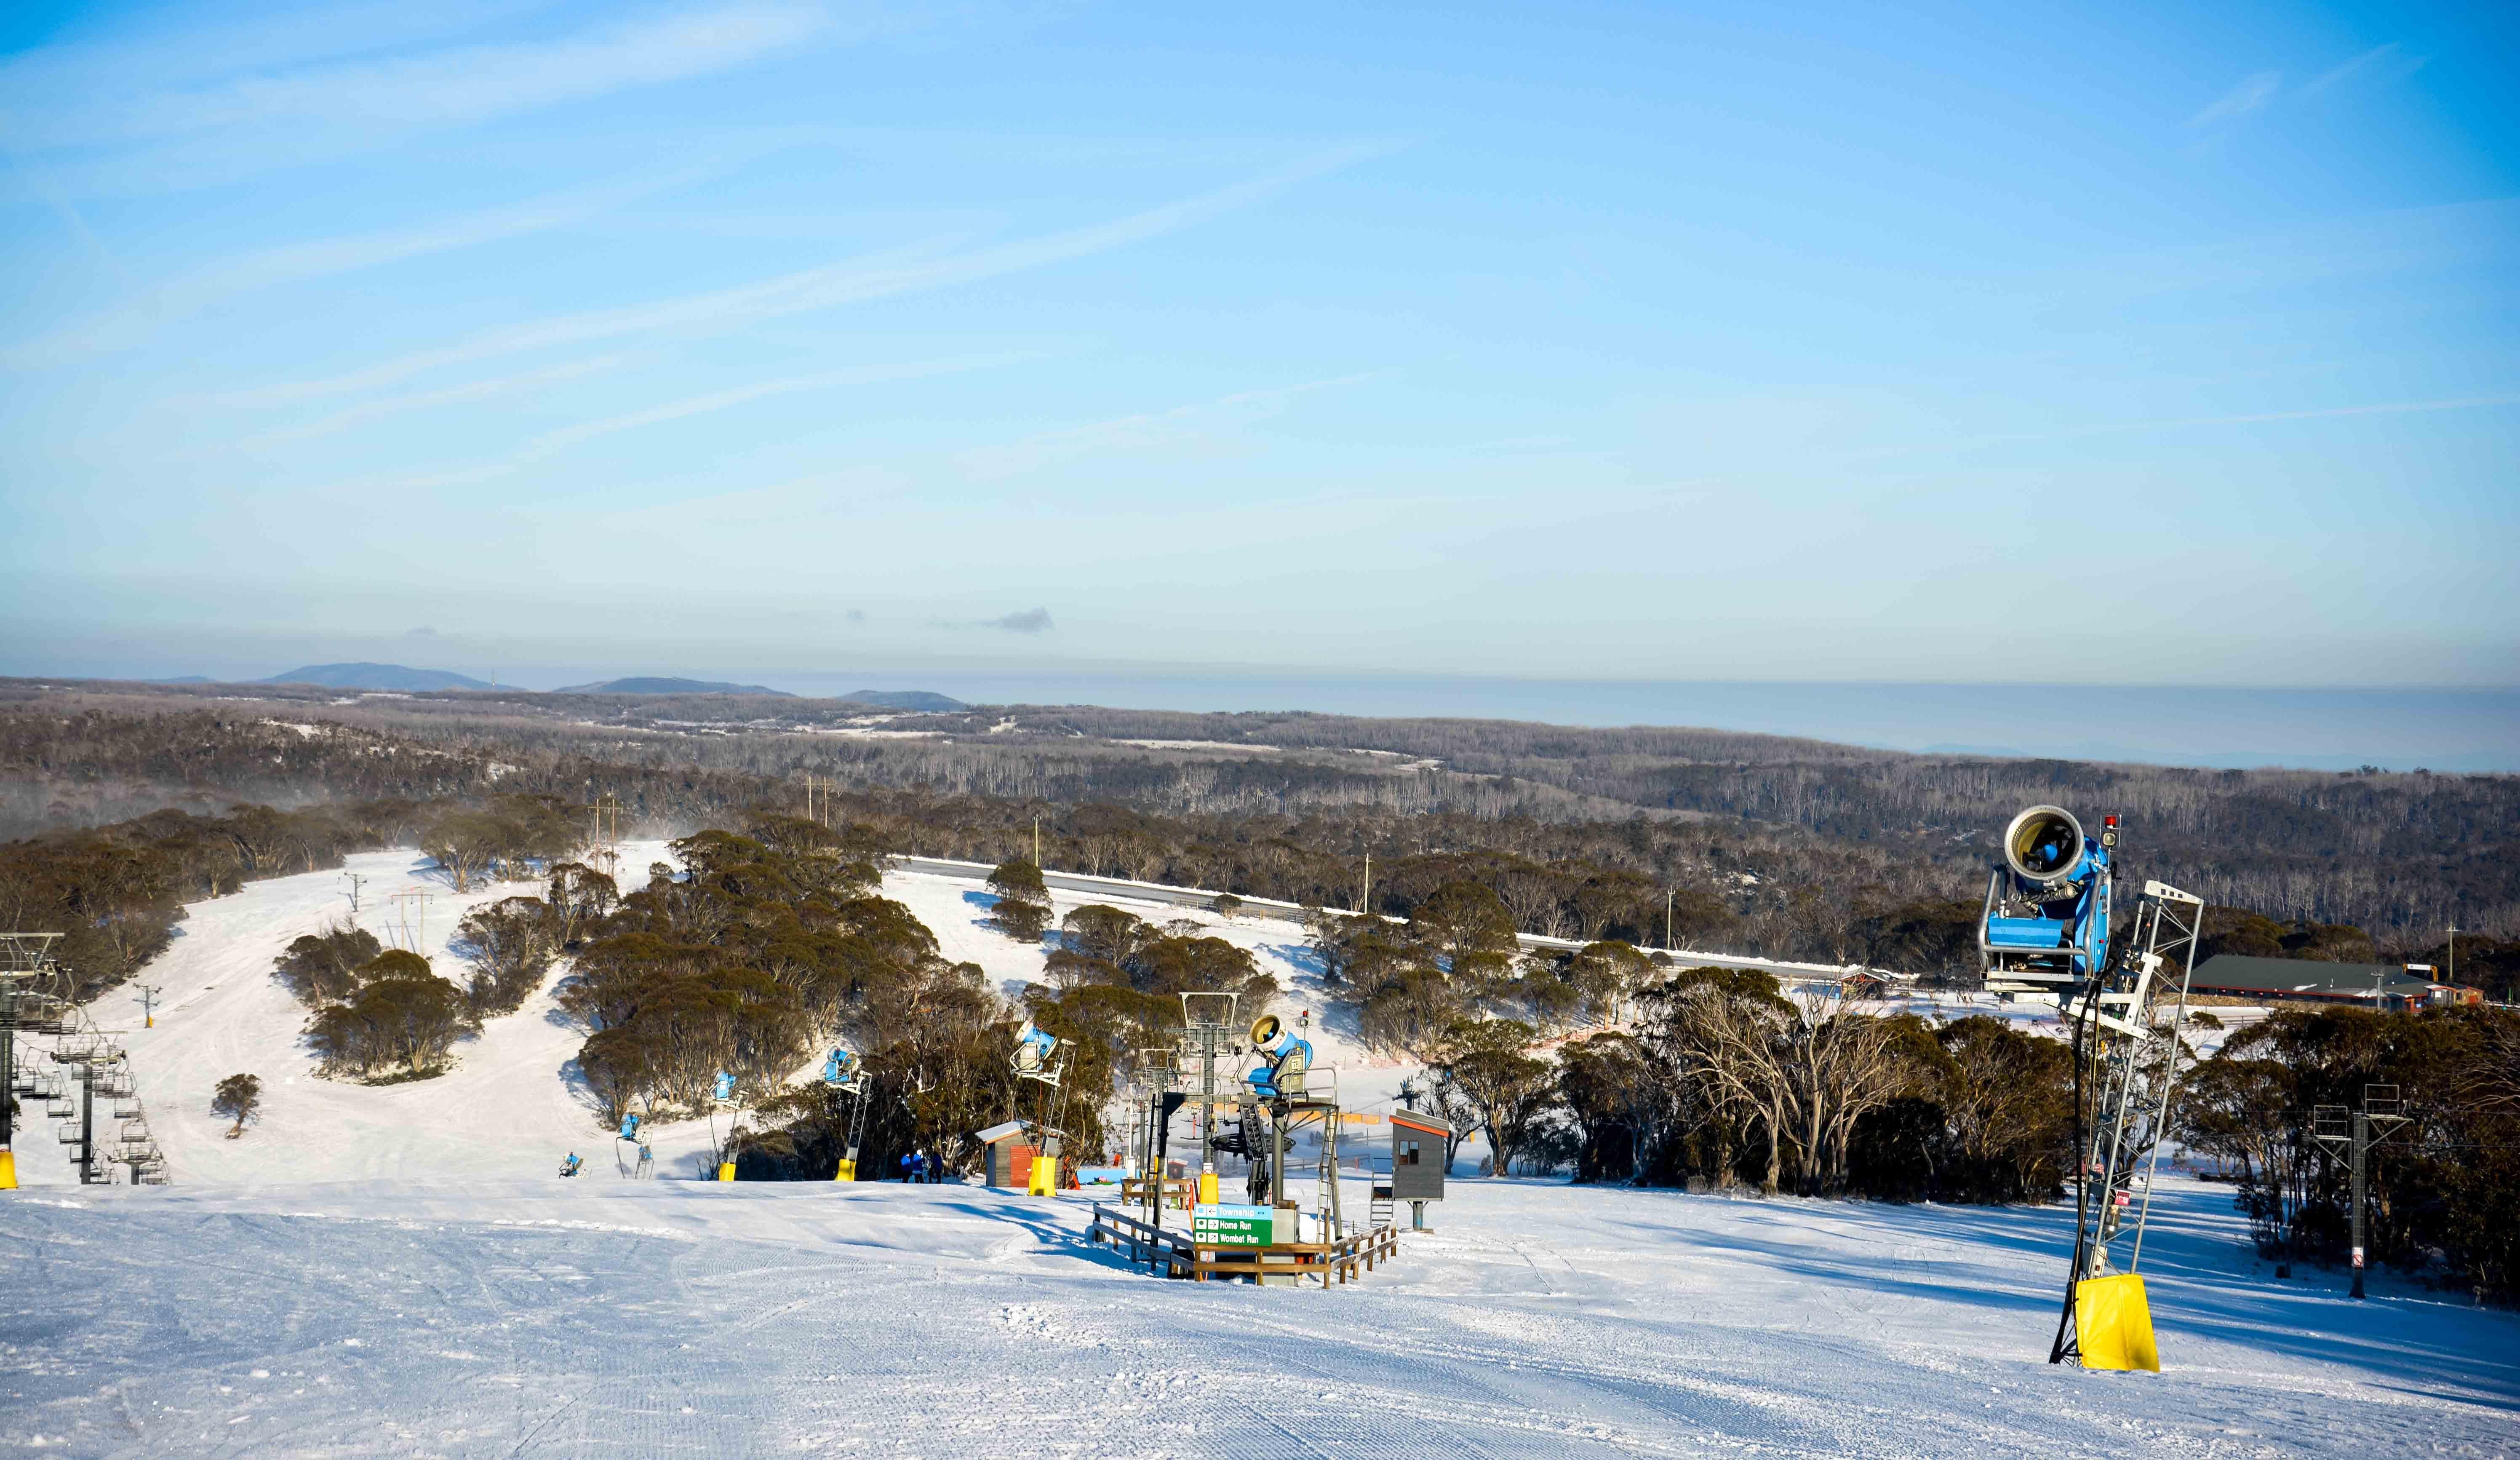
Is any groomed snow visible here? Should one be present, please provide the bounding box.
[3,852,2514,1456]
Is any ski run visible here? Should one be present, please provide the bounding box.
[3,847,2513,1457]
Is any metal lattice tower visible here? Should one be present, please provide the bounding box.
[1178,992,1240,1184]
[2048,878,2204,1364]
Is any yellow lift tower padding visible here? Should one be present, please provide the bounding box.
[1027,1155,1060,1197]
[0,1150,16,1190]
[1197,1172,1219,1204]
[833,1158,856,1182]
[2074,1274,2160,1372]
[718,1161,737,1182]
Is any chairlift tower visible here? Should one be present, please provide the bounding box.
[1178,992,1241,1183]
[0,935,75,1189]
[2312,1084,2413,1300]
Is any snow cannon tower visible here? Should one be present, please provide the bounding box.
[821,1047,869,1181]
[1011,1021,1069,1194]
[1977,808,2205,1370]
[1218,1012,1347,1234]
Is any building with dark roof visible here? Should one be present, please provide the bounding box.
[2189,954,2452,1008]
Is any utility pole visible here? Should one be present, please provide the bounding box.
[1665,888,1675,952]
[342,872,366,912]
[2448,925,2459,988]
[134,984,161,1029]
[388,888,431,951]
[1033,816,1041,869]
[1361,852,1371,917]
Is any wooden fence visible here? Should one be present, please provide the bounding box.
[1088,1204,1400,1286]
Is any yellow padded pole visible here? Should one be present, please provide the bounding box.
[2074,1275,2161,1372]
[0,1150,16,1190]
[717,1161,737,1182]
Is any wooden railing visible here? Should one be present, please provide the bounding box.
[1119,1176,1196,1211]
[1089,1204,1401,1286]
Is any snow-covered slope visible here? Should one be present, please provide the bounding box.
[6,850,2515,1456]
[16,845,1397,1190]
[6,1172,2515,1456]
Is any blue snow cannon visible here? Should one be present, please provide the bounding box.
[1978,805,2115,986]
[1245,1013,1313,1099]
[618,1112,641,1141]
[822,1048,856,1086]
[713,1070,736,1103]
[1013,1022,1058,1075]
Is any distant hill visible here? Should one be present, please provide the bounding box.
[559,677,795,697]
[263,663,491,691]
[147,675,215,684]
[843,690,968,711]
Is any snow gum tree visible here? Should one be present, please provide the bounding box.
[211,1073,262,1137]
[985,858,1051,941]
[303,951,475,1081]
[454,896,559,1016]
[1431,1018,1556,1177]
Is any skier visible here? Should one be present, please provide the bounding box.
[900,1150,916,1182]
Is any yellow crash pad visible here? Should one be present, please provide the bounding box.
[2075,1273,2160,1372]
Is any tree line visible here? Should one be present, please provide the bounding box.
[10,683,2511,957]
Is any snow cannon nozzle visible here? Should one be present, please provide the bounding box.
[2003,805,2088,885]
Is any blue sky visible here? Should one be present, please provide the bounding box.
[2,0,2513,689]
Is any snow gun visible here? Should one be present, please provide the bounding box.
[1244,1013,1312,1100]
[1977,805,2113,987]
[712,1070,736,1104]
[1012,1021,1058,1075]
[1975,807,2208,1375]
[618,1112,641,1142]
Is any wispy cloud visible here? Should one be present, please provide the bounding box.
[219,146,1394,408]
[518,353,1036,457]
[241,355,640,445]
[5,4,826,154]
[2301,43,2420,99]
[938,608,1054,634]
[2193,71,2281,126]
[10,167,722,366]
[953,372,1382,479]
[1856,392,2520,464]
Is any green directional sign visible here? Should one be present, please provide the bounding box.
[1192,1202,1277,1246]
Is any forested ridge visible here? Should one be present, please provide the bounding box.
[2,682,2511,983]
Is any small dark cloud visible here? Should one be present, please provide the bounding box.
[936,607,1054,634]
[983,607,1054,634]
[406,625,438,637]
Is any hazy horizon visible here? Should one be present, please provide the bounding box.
[19,646,2515,773]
